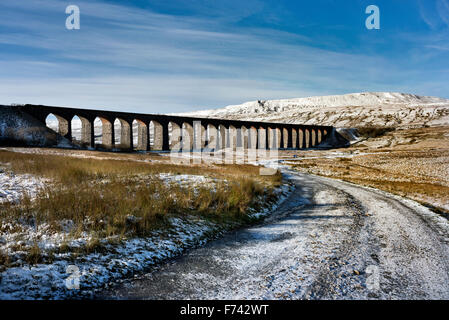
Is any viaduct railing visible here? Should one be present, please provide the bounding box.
[17,104,333,151]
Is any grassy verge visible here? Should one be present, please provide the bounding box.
[0,150,283,269]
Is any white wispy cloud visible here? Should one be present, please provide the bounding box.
[436,0,449,26]
[0,76,320,112]
[418,0,449,30]
[0,0,448,112]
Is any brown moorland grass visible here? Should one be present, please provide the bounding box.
[0,149,281,186]
[289,126,449,216]
[292,151,449,214]
[0,150,283,249]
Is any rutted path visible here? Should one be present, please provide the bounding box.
[99,171,449,299]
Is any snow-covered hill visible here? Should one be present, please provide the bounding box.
[178,92,449,128]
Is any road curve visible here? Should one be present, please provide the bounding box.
[99,171,449,299]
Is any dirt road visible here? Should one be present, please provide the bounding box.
[99,171,449,299]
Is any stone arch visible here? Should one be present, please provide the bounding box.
[71,115,82,143]
[182,122,194,151]
[276,128,282,149]
[241,126,250,150]
[258,126,267,149]
[268,127,279,149]
[236,126,248,150]
[133,119,148,151]
[322,129,328,144]
[317,129,322,145]
[114,118,132,149]
[227,125,237,151]
[113,119,121,144]
[132,119,139,147]
[193,121,206,151]
[267,127,274,149]
[218,124,227,150]
[234,126,246,164]
[206,124,218,151]
[282,128,289,149]
[249,126,258,149]
[94,117,102,146]
[169,122,182,151]
[311,129,316,147]
[45,113,58,132]
[94,116,114,149]
[304,129,310,148]
[77,116,93,148]
[297,128,304,149]
[150,120,163,150]
[45,113,70,139]
[274,128,281,149]
[291,128,298,149]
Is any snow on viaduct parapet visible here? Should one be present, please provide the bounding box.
[3,104,334,151]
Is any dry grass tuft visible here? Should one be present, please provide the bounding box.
[25,242,43,265]
[0,249,10,271]
[0,150,283,242]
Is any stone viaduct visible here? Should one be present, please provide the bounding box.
[16,104,333,152]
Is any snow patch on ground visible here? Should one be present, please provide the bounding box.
[0,170,292,299]
[157,173,226,194]
[0,216,218,299]
[158,173,220,187]
[0,171,48,203]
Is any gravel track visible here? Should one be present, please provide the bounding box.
[99,171,449,300]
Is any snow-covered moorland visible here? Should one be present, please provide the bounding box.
[0,148,291,299]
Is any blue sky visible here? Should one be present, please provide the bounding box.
[0,0,448,113]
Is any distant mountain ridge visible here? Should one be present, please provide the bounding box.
[178,92,449,128]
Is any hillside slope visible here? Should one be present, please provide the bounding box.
[179,92,449,128]
[0,105,73,147]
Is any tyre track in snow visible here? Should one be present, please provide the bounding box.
[99,171,449,300]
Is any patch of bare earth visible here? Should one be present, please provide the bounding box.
[285,126,449,216]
